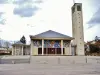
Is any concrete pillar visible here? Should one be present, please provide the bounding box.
[42,39,44,55]
[15,46,16,56]
[22,46,23,55]
[61,40,63,55]
[69,41,72,55]
[30,39,33,55]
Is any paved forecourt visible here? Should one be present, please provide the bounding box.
[0,63,100,75]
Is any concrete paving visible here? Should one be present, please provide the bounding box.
[0,56,100,75]
[0,64,100,75]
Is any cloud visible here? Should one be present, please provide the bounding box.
[87,0,100,28]
[0,12,4,15]
[13,0,42,17]
[13,0,42,4]
[0,0,13,4]
[88,8,100,28]
[13,0,33,5]
[0,19,6,25]
[34,0,43,3]
[13,5,38,17]
[0,12,6,25]
[0,0,42,4]
[89,0,100,6]
[0,0,8,4]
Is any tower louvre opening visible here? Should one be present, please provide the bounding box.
[77,5,81,11]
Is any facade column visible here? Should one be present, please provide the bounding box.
[15,46,16,56]
[30,39,33,55]
[42,39,44,55]
[69,41,72,55]
[22,46,23,55]
[61,40,63,55]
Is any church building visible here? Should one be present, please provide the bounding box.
[12,3,85,56]
[30,30,73,55]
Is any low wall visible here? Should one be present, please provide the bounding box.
[30,56,100,64]
[30,56,86,64]
[0,56,100,64]
[86,56,100,64]
[0,55,30,64]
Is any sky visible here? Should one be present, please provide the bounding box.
[0,0,100,43]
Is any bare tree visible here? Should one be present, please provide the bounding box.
[5,42,10,50]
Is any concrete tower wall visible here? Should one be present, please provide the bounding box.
[72,3,85,55]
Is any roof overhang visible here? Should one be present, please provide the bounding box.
[30,30,74,40]
[30,36,74,40]
[12,44,30,46]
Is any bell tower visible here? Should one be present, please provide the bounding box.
[72,3,85,55]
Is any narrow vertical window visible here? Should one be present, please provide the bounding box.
[38,48,42,54]
[77,5,81,11]
[72,7,75,13]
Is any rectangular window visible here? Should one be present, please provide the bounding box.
[57,48,61,54]
[72,7,75,13]
[77,5,81,11]
[38,48,42,54]
[63,48,65,54]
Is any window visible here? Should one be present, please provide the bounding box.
[38,48,42,54]
[77,5,81,11]
[44,48,46,54]
[57,48,61,54]
[63,48,65,54]
[72,7,75,13]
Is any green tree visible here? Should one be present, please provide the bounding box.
[20,36,26,44]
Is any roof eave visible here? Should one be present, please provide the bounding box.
[12,44,30,46]
[30,37,74,40]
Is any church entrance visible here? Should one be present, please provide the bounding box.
[38,48,65,55]
[44,48,64,55]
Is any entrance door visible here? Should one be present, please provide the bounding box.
[43,48,62,55]
[50,48,55,54]
[56,48,61,54]
[48,48,55,54]
[46,48,62,55]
